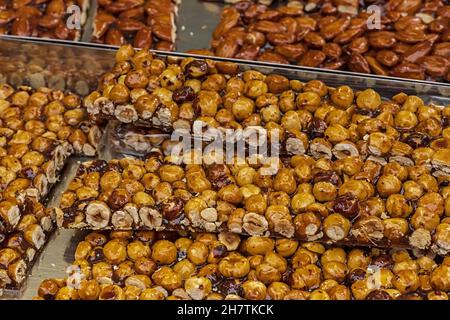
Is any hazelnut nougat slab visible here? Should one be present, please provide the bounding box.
[79,45,450,252]
[85,45,450,159]
[0,83,104,293]
[0,197,55,293]
[55,139,450,255]
[34,230,450,300]
[0,84,103,232]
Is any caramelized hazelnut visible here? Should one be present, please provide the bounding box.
[103,239,127,265]
[152,240,177,265]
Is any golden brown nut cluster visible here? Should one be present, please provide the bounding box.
[208,0,450,82]
[0,84,102,229]
[0,83,104,293]
[0,83,102,158]
[0,86,70,234]
[75,45,450,257]
[34,231,450,300]
[0,197,55,290]
[86,46,449,161]
[56,147,450,255]
[92,0,178,50]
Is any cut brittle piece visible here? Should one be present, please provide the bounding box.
[55,149,450,255]
[0,197,55,293]
[0,82,106,295]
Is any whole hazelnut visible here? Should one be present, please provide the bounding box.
[151,240,177,265]
[241,280,267,300]
[187,241,209,266]
[333,194,359,218]
[103,239,127,264]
